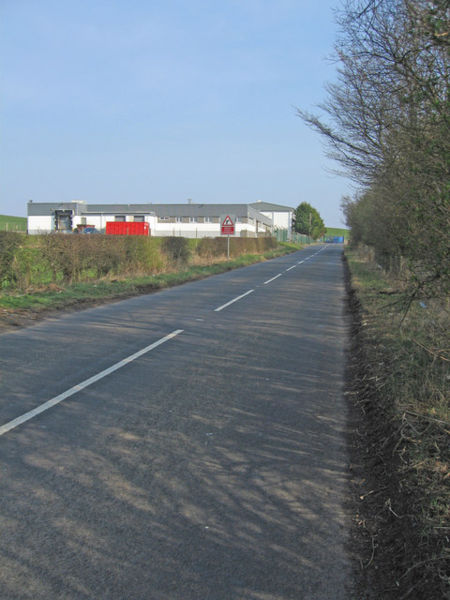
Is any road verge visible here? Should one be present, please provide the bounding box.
[344,249,449,599]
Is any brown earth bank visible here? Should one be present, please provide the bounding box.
[343,254,449,600]
[0,295,124,333]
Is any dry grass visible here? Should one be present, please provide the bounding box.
[345,248,449,599]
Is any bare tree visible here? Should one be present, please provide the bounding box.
[299,0,449,298]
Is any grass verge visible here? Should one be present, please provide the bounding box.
[345,248,449,599]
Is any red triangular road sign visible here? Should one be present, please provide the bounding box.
[222,215,234,226]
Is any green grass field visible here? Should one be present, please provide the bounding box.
[0,215,27,232]
[324,227,349,239]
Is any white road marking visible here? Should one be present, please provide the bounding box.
[264,273,282,285]
[285,265,296,272]
[214,289,254,312]
[0,329,184,437]
[297,260,304,265]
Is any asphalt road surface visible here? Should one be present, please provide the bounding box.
[0,245,354,599]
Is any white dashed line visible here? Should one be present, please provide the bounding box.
[285,265,296,272]
[0,329,184,436]
[264,273,282,285]
[214,289,254,312]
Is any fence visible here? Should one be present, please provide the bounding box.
[0,221,26,232]
[274,229,311,244]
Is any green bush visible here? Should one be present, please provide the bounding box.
[0,232,22,287]
[13,244,50,288]
[122,236,164,273]
[161,237,191,265]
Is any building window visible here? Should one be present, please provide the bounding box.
[134,215,145,222]
[115,215,126,222]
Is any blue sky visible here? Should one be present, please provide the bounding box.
[1,0,351,227]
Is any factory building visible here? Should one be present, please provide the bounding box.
[27,200,293,238]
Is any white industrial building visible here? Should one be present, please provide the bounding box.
[27,200,294,238]
[249,201,294,232]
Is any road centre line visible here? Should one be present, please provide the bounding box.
[264,273,282,285]
[214,289,254,312]
[0,249,330,437]
[0,329,184,437]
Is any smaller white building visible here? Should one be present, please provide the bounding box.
[249,201,294,233]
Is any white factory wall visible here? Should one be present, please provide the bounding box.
[28,214,158,234]
[73,214,157,233]
[27,211,271,238]
[27,216,53,234]
[259,211,292,230]
[152,222,269,238]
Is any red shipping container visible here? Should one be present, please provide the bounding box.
[105,221,150,236]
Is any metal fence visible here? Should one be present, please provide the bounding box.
[274,229,312,244]
[0,222,26,232]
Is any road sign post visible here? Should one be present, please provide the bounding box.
[220,214,236,259]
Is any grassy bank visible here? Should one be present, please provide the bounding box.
[345,248,449,599]
[325,227,349,240]
[0,239,301,318]
[0,215,27,232]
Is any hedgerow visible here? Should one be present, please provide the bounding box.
[0,234,279,291]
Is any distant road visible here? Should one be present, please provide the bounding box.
[0,245,354,600]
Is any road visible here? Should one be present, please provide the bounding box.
[0,245,354,599]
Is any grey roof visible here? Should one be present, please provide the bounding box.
[249,201,294,213]
[27,201,87,216]
[27,201,272,226]
[150,204,272,225]
[86,204,155,215]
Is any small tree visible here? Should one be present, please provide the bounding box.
[294,202,326,239]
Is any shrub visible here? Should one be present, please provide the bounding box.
[0,232,22,287]
[13,243,49,289]
[196,236,277,259]
[122,236,164,273]
[161,237,191,265]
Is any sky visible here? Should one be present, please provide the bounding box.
[0,0,352,227]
